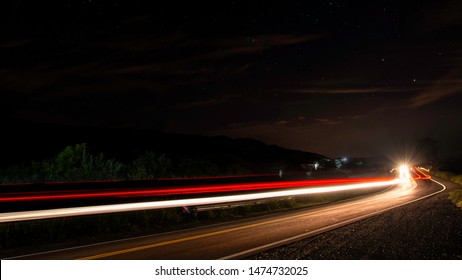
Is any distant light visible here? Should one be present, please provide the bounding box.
[399,164,409,171]
[399,164,409,175]
[399,164,411,181]
[314,162,320,170]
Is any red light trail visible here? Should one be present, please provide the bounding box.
[0,177,394,203]
[0,167,425,222]
[0,177,402,223]
[411,167,431,180]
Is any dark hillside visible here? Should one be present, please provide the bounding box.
[1,116,326,173]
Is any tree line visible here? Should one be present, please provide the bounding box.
[0,143,247,184]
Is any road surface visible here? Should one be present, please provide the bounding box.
[250,177,462,259]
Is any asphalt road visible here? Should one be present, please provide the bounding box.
[7,177,453,260]
[250,177,462,259]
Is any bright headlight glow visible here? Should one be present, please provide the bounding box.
[399,165,410,179]
[397,164,418,190]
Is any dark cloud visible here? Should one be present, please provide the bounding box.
[408,81,462,109]
[285,86,421,95]
[2,0,462,158]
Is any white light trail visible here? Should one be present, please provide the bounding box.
[0,178,402,223]
[419,167,430,172]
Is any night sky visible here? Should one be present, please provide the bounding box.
[2,1,462,159]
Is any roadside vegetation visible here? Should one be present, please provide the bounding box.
[432,170,462,185]
[431,169,462,210]
[0,143,243,184]
[448,190,462,210]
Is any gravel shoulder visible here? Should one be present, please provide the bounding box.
[250,177,462,260]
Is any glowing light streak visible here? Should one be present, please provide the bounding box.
[419,167,430,172]
[410,168,422,179]
[0,178,401,223]
[412,167,431,180]
[0,177,395,203]
[396,165,430,181]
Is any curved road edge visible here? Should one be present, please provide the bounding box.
[249,177,462,260]
[221,178,447,259]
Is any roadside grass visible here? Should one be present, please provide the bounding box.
[432,170,462,185]
[0,188,381,252]
[448,190,462,210]
[431,169,462,209]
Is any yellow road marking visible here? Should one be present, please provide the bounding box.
[78,209,317,259]
[79,183,424,260]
